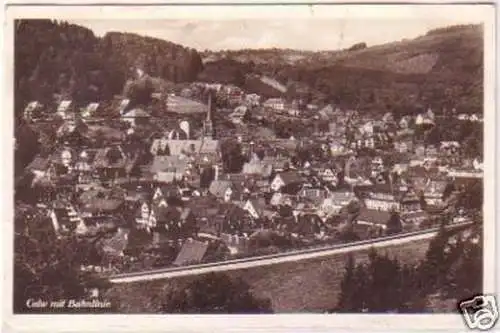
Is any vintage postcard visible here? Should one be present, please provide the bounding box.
[3,2,497,332]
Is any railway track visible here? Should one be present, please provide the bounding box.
[109,221,474,283]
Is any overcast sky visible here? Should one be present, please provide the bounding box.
[69,17,480,51]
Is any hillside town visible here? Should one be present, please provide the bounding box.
[14,70,484,276]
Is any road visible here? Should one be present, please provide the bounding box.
[109,221,473,284]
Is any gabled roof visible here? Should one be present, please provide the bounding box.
[150,139,219,157]
[150,155,189,174]
[101,228,129,256]
[262,156,291,170]
[245,197,268,213]
[57,100,72,113]
[118,99,130,114]
[209,180,233,198]
[166,95,208,114]
[276,171,303,185]
[242,160,273,177]
[86,102,100,112]
[25,101,41,113]
[79,188,125,213]
[173,239,209,266]
[122,108,150,118]
[26,156,51,172]
[357,208,391,225]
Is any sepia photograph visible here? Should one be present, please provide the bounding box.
[5,3,497,332]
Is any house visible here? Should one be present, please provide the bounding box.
[136,200,197,238]
[392,163,409,176]
[261,156,292,173]
[262,98,286,111]
[294,213,325,238]
[356,208,391,229]
[135,201,155,230]
[150,155,190,183]
[152,184,181,203]
[423,177,449,206]
[270,171,304,193]
[208,180,244,202]
[81,103,100,119]
[150,139,221,163]
[213,202,254,236]
[49,204,84,234]
[24,101,42,121]
[243,198,273,220]
[173,239,209,266]
[165,95,208,115]
[121,108,151,127]
[440,141,460,156]
[399,189,421,213]
[26,155,52,179]
[363,184,400,212]
[270,192,294,207]
[230,105,249,124]
[415,112,435,126]
[298,185,328,202]
[93,146,138,180]
[242,154,273,177]
[101,227,130,257]
[220,233,249,255]
[56,117,91,147]
[155,206,197,238]
[118,99,130,115]
[399,116,411,129]
[56,100,73,119]
[78,188,125,217]
[329,141,346,156]
[394,140,413,154]
[321,190,357,216]
[75,215,118,236]
[318,167,337,183]
[401,210,429,226]
[47,145,81,175]
[245,93,261,107]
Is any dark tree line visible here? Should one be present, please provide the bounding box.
[15,20,204,117]
[13,208,112,313]
[335,221,483,313]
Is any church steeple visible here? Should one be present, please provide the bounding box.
[203,92,215,139]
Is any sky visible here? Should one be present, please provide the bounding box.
[68,11,481,51]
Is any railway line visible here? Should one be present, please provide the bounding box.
[109,221,474,284]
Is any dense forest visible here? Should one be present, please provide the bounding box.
[14,19,204,121]
[199,24,483,114]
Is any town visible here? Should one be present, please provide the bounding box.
[14,70,484,277]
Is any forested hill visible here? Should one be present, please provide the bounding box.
[14,19,204,118]
[200,24,483,114]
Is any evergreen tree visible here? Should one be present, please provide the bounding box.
[160,272,273,314]
[336,254,358,312]
[14,211,111,313]
[386,210,402,235]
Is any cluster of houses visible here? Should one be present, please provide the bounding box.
[19,75,483,272]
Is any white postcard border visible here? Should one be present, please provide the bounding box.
[2,3,497,332]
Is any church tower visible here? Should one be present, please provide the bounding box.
[203,92,215,139]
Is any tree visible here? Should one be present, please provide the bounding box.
[335,249,420,313]
[419,191,427,211]
[386,210,403,235]
[443,225,483,302]
[336,254,367,312]
[220,139,245,174]
[13,210,111,313]
[160,273,273,313]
